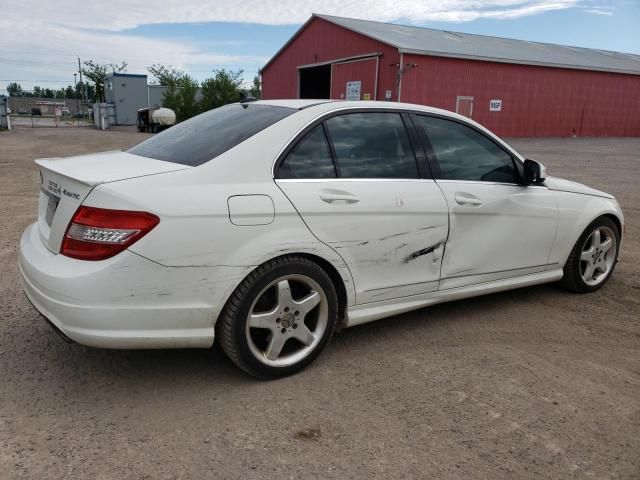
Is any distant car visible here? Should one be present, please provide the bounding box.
[61,107,70,116]
[31,108,42,116]
[19,100,624,378]
[17,108,28,115]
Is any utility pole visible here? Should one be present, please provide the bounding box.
[77,56,85,111]
[74,73,79,117]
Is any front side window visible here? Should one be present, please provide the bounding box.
[128,103,295,166]
[324,113,419,179]
[279,125,336,179]
[414,115,518,183]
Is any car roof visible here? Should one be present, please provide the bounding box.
[255,99,462,117]
[250,99,334,109]
[265,100,523,162]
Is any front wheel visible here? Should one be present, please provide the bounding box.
[217,256,338,379]
[561,217,620,293]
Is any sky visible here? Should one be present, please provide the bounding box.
[1,0,639,94]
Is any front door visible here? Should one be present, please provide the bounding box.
[276,112,449,304]
[412,114,558,289]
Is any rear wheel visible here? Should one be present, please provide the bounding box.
[217,256,338,379]
[561,217,619,293]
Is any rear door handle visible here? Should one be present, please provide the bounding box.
[319,190,360,204]
[454,193,483,206]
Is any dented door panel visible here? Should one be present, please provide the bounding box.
[276,179,449,303]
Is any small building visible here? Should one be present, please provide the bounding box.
[105,73,151,125]
[104,73,203,126]
[6,97,80,116]
[261,14,640,137]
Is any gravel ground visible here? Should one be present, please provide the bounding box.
[1,127,638,479]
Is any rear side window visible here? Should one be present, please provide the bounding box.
[324,113,419,179]
[279,125,336,179]
[414,115,517,183]
[127,104,295,166]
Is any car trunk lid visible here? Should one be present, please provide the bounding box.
[36,150,189,253]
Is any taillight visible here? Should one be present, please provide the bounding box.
[61,206,160,261]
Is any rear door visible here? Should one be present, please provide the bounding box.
[276,111,449,304]
[412,114,558,289]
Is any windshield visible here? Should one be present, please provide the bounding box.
[127,103,296,166]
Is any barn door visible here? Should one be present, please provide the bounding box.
[330,57,378,100]
[456,96,474,118]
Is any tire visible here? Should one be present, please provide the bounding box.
[217,256,338,379]
[561,216,620,293]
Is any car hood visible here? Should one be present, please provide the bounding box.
[544,176,613,199]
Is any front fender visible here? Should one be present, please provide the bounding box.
[548,192,624,268]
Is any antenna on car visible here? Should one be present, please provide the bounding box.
[239,92,258,105]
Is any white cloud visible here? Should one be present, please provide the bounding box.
[584,8,614,15]
[0,0,604,92]
[3,0,585,30]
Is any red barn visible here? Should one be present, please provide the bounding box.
[261,14,640,137]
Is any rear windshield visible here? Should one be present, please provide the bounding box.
[127,103,296,166]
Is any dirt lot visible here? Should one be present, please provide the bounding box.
[1,127,639,479]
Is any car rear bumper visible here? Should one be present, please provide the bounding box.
[19,223,246,349]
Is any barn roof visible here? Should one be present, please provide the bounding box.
[262,13,640,76]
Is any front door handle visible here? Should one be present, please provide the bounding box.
[319,190,360,204]
[454,193,483,206]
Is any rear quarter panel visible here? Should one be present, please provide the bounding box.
[82,120,357,306]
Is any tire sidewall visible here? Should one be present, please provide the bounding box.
[567,217,620,292]
[228,259,338,378]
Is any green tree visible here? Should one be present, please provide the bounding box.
[175,75,200,122]
[75,81,96,103]
[157,72,200,122]
[161,80,180,114]
[7,82,23,96]
[200,69,244,111]
[65,85,75,98]
[147,64,184,86]
[82,60,127,102]
[249,75,261,99]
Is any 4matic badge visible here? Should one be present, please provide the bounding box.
[62,189,80,200]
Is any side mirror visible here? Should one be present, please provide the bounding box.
[524,159,546,185]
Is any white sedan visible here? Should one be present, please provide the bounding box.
[19,100,623,378]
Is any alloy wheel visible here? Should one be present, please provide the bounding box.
[245,274,328,367]
[580,226,617,287]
